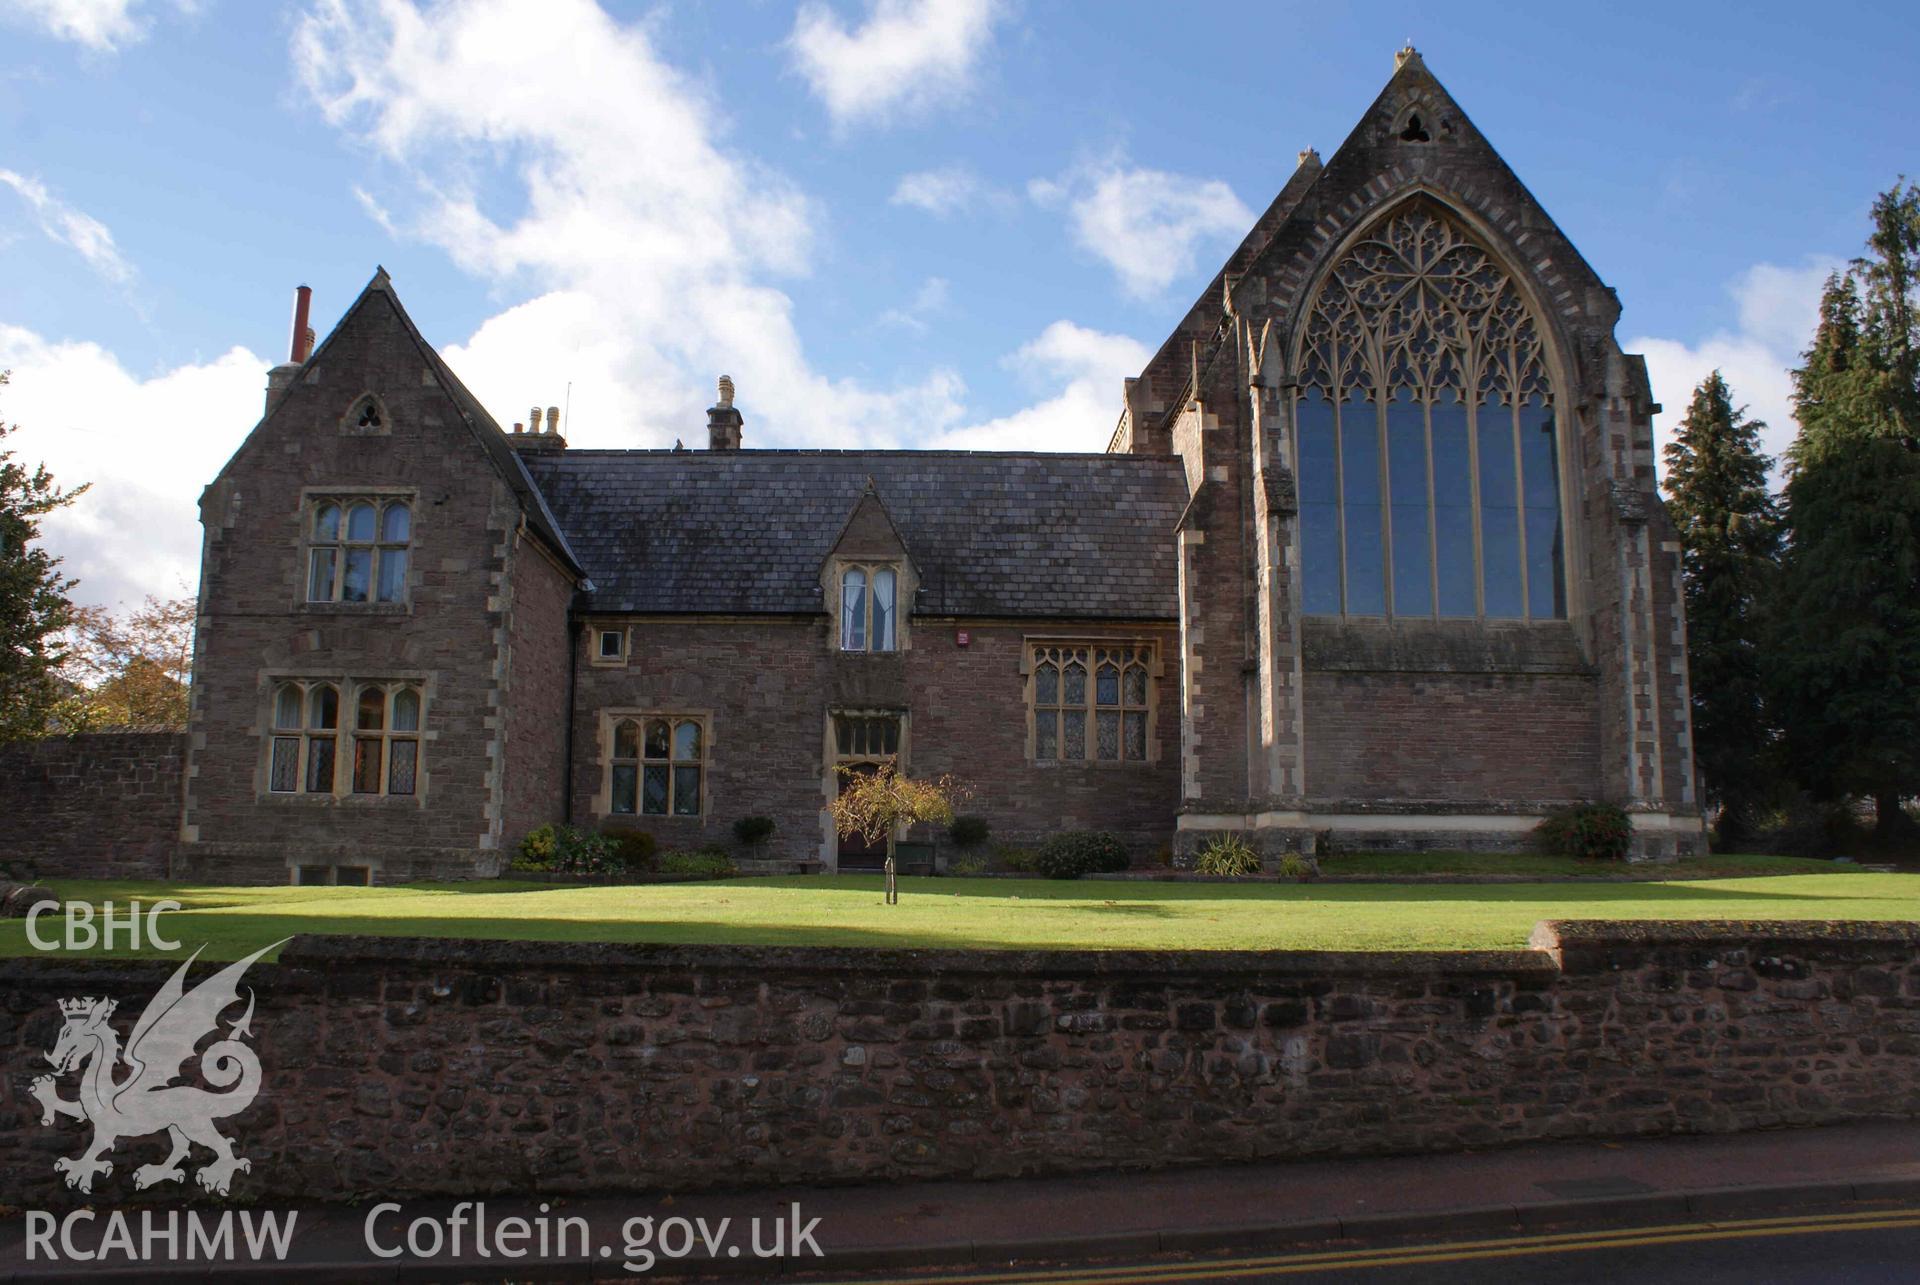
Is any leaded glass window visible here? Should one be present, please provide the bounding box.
[609,715,705,816]
[1030,644,1152,762]
[349,682,423,796]
[268,678,420,795]
[1295,202,1567,620]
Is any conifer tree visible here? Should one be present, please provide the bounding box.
[1770,184,1920,841]
[1661,371,1779,842]
[0,371,88,740]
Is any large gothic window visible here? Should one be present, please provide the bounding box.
[1294,203,1567,620]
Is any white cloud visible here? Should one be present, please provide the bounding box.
[891,164,984,215]
[0,0,185,50]
[0,169,133,283]
[1,0,1141,614]
[927,320,1148,452]
[788,0,1003,127]
[1630,256,1841,483]
[0,328,265,608]
[878,275,950,333]
[294,0,982,450]
[1031,156,1252,299]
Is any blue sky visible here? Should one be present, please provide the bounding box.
[0,0,1913,608]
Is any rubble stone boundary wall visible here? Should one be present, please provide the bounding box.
[0,731,182,881]
[4,920,1917,1205]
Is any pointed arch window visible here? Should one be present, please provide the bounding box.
[1030,643,1153,762]
[268,678,422,796]
[608,715,706,816]
[1294,202,1567,621]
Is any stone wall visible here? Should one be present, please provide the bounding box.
[0,730,183,880]
[180,281,577,884]
[573,617,1182,866]
[499,539,575,853]
[1301,670,1600,803]
[5,922,1917,1206]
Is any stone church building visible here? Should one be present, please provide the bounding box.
[172,51,1701,883]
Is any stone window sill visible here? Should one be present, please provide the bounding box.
[260,792,423,806]
[297,601,413,617]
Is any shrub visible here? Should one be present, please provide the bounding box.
[1034,830,1131,880]
[1194,833,1263,877]
[602,828,658,872]
[658,850,737,878]
[995,844,1037,873]
[1276,851,1315,881]
[515,824,618,875]
[947,853,989,876]
[1533,802,1634,862]
[949,815,991,849]
[517,823,562,870]
[733,815,776,847]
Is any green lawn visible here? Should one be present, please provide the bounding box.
[4,867,1917,960]
[1317,851,1837,879]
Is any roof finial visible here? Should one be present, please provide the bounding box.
[1394,43,1422,71]
[1297,148,1320,169]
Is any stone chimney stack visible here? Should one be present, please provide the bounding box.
[509,398,568,454]
[707,375,743,450]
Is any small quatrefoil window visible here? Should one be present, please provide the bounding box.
[355,400,383,431]
[1399,113,1432,143]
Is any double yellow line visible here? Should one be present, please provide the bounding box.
[818,1205,1920,1284]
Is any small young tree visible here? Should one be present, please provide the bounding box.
[829,763,968,904]
[0,371,88,740]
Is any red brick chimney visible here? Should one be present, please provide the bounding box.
[264,284,315,412]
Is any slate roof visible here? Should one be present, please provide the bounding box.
[521,450,1189,619]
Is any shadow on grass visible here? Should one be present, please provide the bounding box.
[9,871,1914,964]
[759,875,1875,906]
[0,910,1180,961]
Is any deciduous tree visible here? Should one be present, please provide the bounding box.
[829,763,968,903]
[56,595,196,729]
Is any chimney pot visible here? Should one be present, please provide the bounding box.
[509,400,569,455]
[289,285,313,363]
[707,376,743,450]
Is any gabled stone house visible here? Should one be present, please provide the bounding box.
[176,51,1701,884]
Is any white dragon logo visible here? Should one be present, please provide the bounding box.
[30,941,286,1196]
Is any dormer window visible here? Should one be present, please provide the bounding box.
[839,564,898,652]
